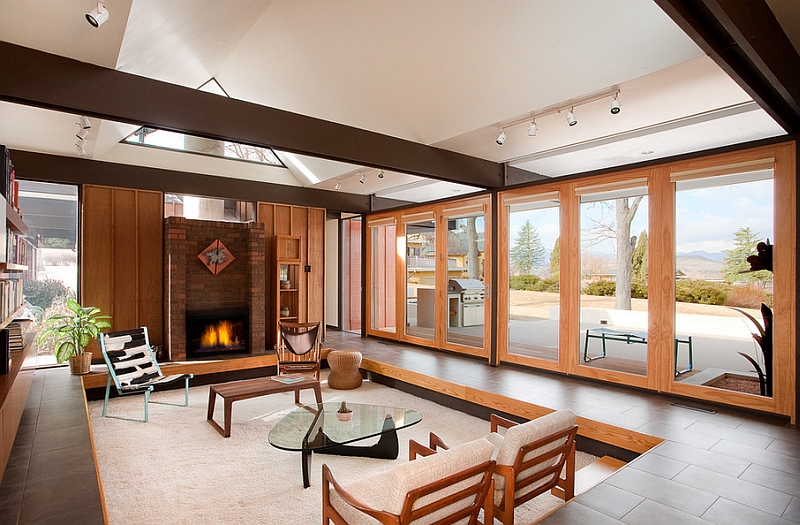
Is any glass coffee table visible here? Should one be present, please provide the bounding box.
[268,401,422,487]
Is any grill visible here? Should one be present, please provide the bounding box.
[448,279,485,327]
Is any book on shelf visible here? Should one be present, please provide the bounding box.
[270,373,306,384]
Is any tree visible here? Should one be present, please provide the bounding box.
[631,230,648,283]
[724,227,771,283]
[465,217,480,279]
[549,237,560,279]
[510,219,545,275]
[614,197,643,310]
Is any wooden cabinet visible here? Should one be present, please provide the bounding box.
[275,235,301,344]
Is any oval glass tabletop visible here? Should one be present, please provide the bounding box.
[268,401,422,452]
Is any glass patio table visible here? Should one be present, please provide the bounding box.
[268,401,422,488]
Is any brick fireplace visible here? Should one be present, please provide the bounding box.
[164,217,266,361]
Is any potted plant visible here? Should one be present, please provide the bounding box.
[336,400,353,421]
[37,299,112,375]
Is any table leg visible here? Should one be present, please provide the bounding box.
[318,415,400,460]
[206,389,217,420]
[302,449,312,488]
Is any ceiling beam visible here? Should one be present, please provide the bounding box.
[9,150,403,214]
[0,41,504,189]
[654,0,800,133]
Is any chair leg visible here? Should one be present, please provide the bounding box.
[144,390,151,423]
[102,375,112,417]
[183,376,191,407]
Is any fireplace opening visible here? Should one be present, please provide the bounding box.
[186,309,249,358]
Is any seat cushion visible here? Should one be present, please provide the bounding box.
[492,409,576,499]
[329,469,393,525]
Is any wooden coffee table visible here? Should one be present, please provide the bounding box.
[207,376,322,437]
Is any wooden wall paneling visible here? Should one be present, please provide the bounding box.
[274,205,292,236]
[307,207,325,330]
[111,189,139,330]
[648,168,675,391]
[291,207,309,322]
[81,186,114,316]
[136,190,164,347]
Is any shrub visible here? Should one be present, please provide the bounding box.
[724,284,773,309]
[23,278,75,310]
[532,277,560,293]
[631,280,648,299]
[582,280,616,296]
[510,275,541,291]
[675,279,728,305]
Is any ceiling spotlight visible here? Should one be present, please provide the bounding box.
[75,141,86,156]
[76,128,89,140]
[377,170,384,179]
[86,2,109,27]
[359,173,365,184]
[527,120,537,137]
[79,116,92,129]
[610,95,621,115]
[566,108,577,126]
[495,129,506,145]
[334,181,341,191]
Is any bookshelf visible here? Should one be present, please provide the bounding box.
[274,235,301,346]
[0,146,30,325]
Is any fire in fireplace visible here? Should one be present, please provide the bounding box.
[186,309,248,358]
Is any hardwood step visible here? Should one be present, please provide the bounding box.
[574,455,626,495]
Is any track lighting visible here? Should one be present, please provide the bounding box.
[566,109,577,126]
[495,130,506,145]
[86,2,109,27]
[610,95,621,114]
[79,116,92,129]
[75,140,86,156]
[377,170,384,179]
[359,173,365,184]
[76,128,89,140]
[527,120,537,137]
[334,181,341,191]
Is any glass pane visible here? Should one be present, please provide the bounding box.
[507,203,560,361]
[370,223,396,333]
[405,220,436,340]
[579,191,649,376]
[445,215,485,348]
[674,171,774,397]
[343,217,362,333]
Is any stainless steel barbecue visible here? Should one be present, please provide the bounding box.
[448,279,485,326]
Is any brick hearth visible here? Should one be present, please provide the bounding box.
[164,217,266,360]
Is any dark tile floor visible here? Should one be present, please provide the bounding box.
[324,330,800,525]
[2,331,799,524]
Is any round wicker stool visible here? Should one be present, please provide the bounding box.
[327,350,363,390]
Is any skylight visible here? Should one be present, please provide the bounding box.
[123,127,285,167]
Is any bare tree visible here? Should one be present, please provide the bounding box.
[465,217,480,279]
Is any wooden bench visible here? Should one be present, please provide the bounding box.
[206,376,322,437]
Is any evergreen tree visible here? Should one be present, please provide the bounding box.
[510,219,545,274]
[723,227,771,282]
[549,237,560,279]
[631,230,648,283]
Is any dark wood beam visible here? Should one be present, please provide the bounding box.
[9,150,404,214]
[655,0,800,133]
[0,41,503,189]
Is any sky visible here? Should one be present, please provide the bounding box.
[508,177,773,257]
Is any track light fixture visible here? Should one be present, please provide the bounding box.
[79,116,92,129]
[334,181,341,191]
[359,172,365,184]
[76,128,89,140]
[495,129,506,145]
[75,139,86,156]
[527,120,537,137]
[566,108,577,126]
[610,94,621,114]
[377,170,384,179]
[86,2,109,27]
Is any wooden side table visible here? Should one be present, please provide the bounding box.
[327,350,363,389]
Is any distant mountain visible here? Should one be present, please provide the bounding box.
[677,250,725,262]
[676,253,725,280]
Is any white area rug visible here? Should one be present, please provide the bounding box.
[89,375,591,524]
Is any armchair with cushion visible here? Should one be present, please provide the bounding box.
[322,437,496,525]
[277,321,321,403]
[100,327,193,422]
[426,409,578,525]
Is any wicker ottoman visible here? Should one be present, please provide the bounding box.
[327,350,363,390]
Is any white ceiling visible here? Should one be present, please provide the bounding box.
[0,0,792,203]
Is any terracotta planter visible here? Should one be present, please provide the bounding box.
[69,352,92,375]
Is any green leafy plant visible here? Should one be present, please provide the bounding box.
[37,299,112,363]
[733,304,772,397]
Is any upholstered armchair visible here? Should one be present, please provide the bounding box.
[322,437,496,525]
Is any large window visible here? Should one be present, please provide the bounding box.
[578,184,649,376]
[445,210,486,349]
[405,218,437,341]
[369,220,396,334]
[506,197,561,362]
[673,170,774,396]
